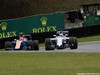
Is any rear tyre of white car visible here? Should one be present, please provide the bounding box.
[5,41,12,50]
[33,40,39,50]
[45,38,54,50]
[69,37,78,49]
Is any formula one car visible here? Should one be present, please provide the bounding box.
[45,31,78,50]
[5,34,39,50]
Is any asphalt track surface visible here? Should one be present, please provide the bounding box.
[0,41,100,52]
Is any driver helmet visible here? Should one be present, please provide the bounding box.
[59,31,63,36]
[20,33,24,36]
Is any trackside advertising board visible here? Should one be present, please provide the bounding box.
[0,13,64,39]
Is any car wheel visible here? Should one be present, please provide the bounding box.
[5,41,12,50]
[33,40,39,50]
[27,40,33,50]
[45,38,54,50]
[69,37,78,49]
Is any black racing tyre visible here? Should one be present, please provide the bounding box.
[5,41,12,50]
[27,40,33,50]
[45,38,54,50]
[33,40,39,50]
[69,37,78,49]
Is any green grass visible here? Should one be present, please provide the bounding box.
[0,52,100,75]
[78,35,100,43]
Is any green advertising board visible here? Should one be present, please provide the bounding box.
[83,15,100,27]
[0,13,64,39]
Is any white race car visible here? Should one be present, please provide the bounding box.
[45,31,78,50]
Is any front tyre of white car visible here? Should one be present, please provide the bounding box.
[45,38,55,50]
[69,37,78,49]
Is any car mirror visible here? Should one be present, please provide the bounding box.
[65,34,68,36]
[53,35,56,37]
[14,39,17,41]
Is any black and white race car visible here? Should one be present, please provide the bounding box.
[45,31,78,50]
